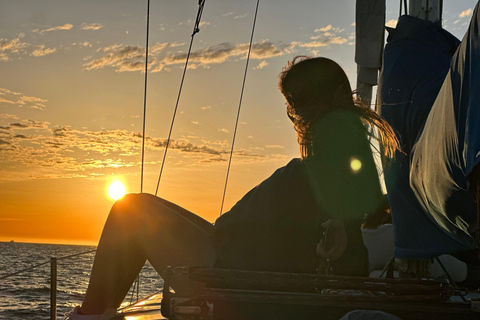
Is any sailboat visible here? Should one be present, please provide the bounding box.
[105,0,480,319]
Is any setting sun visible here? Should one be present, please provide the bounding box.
[108,181,126,200]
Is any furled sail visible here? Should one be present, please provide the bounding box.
[379,13,476,258]
[410,1,480,242]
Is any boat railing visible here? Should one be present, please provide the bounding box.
[0,248,141,320]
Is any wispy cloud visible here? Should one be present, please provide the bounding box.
[83,24,349,73]
[307,25,348,46]
[0,36,29,61]
[33,23,74,35]
[84,42,174,72]
[31,45,57,57]
[0,114,18,120]
[386,19,398,28]
[0,118,269,181]
[265,145,284,149]
[80,23,103,31]
[10,119,50,129]
[218,128,230,134]
[72,42,92,48]
[234,13,248,19]
[0,35,60,60]
[454,8,473,24]
[254,60,268,70]
[0,88,47,110]
[459,8,473,18]
[152,40,292,72]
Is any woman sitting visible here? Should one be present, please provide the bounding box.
[65,56,398,320]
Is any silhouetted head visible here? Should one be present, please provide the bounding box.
[278,56,398,161]
[279,56,355,157]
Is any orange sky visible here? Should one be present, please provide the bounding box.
[0,0,476,245]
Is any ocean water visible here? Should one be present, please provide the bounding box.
[0,242,163,320]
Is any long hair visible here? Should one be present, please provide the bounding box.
[278,56,398,162]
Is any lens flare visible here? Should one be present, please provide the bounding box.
[350,158,362,172]
[108,181,126,200]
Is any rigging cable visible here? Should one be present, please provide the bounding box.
[155,0,206,196]
[140,0,151,193]
[219,0,260,215]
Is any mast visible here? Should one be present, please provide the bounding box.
[354,0,385,106]
[408,0,442,22]
[354,0,443,105]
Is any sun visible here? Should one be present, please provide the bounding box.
[108,181,126,200]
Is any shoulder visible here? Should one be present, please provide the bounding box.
[215,158,305,226]
[251,158,306,196]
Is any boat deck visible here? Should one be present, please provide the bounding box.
[111,267,480,320]
[113,292,165,320]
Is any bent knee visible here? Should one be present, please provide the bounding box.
[113,192,146,206]
[111,193,173,216]
[111,193,159,213]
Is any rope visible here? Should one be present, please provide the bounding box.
[155,0,206,196]
[219,0,260,215]
[140,0,151,193]
[434,257,467,302]
[0,249,96,280]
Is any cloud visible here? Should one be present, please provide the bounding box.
[191,121,199,125]
[102,44,123,52]
[0,113,18,119]
[234,14,248,19]
[34,24,74,35]
[14,134,33,139]
[308,25,348,46]
[153,40,290,72]
[0,88,47,110]
[455,8,474,23]
[201,105,212,110]
[254,60,268,69]
[459,9,473,18]
[31,45,57,57]
[386,19,398,28]
[315,25,333,32]
[84,43,172,72]
[0,118,269,181]
[218,128,230,133]
[84,45,147,71]
[222,12,234,17]
[84,25,349,73]
[0,36,58,60]
[73,42,92,48]
[265,145,284,149]
[10,119,50,129]
[85,41,284,72]
[0,37,29,60]
[80,23,103,31]
[0,88,22,96]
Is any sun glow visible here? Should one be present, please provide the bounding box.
[108,181,126,200]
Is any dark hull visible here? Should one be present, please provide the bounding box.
[113,268,480,320]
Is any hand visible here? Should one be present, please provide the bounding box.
[316,219,348,261]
